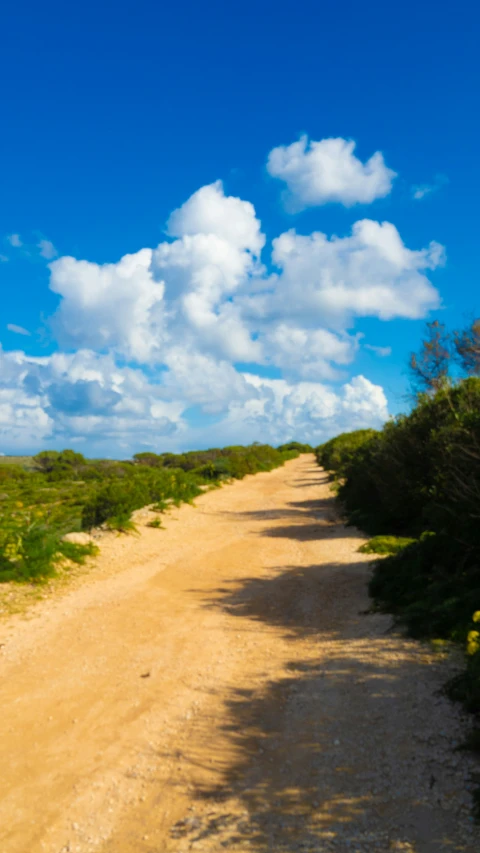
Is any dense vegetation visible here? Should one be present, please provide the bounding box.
[316,429,378,481]
[0,443,301,584]
[317,379,480,713]
[316,314,480,802]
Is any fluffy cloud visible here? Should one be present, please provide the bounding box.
[0,344,388,454]
[7,233,22,247]
[222,373,389,446]
[263,325,359,380]
[0,348,183,452]
[260,220,444,326]
[152,181,264,362]
[167,180,265,255]
[162,348,258,413]
[267,136,396,210]
[0,149,447,455]
[49,249,166,362]
[50,182,264,365]
[46,181,442,383]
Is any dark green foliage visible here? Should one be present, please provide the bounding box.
[320,379,480,732]
[447,655,480,715]
[132,444,299,481]
[316,429,378,481]
[337,379,480,536]
[34,449,87,479]
[277,441,313,453]
[453,319,480,377]
[409,319,451,393]
[133,452,164,467]
[0,517,98,584]
[456,727,480,754]
[80,467,203,529]
[368,532,480,643]
[358,535,415,556]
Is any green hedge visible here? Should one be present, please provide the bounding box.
[319,378,480,714]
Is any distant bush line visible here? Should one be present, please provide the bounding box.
[0,442,309,584]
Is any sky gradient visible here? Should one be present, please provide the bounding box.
[1,0,479,456]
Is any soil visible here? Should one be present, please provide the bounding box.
[0,455,478,852]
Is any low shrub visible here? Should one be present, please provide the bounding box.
[0,509,98,583]
[358,535,416,556]
[1,442,298,581]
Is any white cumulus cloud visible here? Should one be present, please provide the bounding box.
[263,324,359,380]
[261,220,444,326]
[49,248,166,362]
[0,155,448,455]
[222,373,389,446]
[167,180,265,255]
[267,136,396,210]
[0,347,184,453]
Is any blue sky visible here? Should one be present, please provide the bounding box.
[1,0,479,456]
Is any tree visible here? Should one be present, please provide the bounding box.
[133,452,163,467]
[409,320,451,394]
[453,318,480,376]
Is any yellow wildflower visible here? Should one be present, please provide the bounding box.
[467,630,480,656]
[473,611,480,624]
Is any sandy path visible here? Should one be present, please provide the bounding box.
[0,455,478,853]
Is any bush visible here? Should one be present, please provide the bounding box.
[0,510,98,583]
[316,429,378,481]
[320,380,480,738]
[358,535,416,556]
[339,379,480,535]
[277,441,313,453]
[1,442,300,582]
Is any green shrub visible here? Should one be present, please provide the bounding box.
[316,429,378,481]
[338,379,480,536]
[1,442,299,582]
[277,441,313,453]
[319,380,480,744]
[105,514,138,533]
[359,535,416,555]
[0,511,98,583]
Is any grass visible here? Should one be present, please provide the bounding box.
[358,535,416,556]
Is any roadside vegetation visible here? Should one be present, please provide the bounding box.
[0,443,301,584]
[317,318,480,781]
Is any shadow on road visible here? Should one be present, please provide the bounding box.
[169,559,471,851]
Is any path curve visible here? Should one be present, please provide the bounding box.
[0,456,478,852]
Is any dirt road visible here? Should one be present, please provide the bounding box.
[0,456,478,852]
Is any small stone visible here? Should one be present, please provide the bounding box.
[62,532,94,546]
